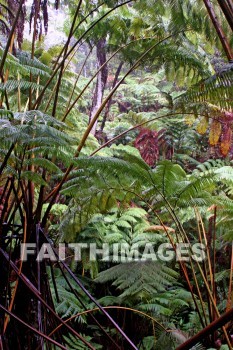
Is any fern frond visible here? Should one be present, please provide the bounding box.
[24,158,61,173]
[178,65,233,111]
[14,110,66,127]
[0,79,44,92]
[17,51,52,75]
[95,261,178,300]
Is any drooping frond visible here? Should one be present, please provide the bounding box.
[0,47,52,77]
[177,65,233,111]
[16,51,52,75]
[139,288,195,317]
[0,110,75,179]
[0,79,44,92]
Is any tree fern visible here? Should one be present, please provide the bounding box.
[60,155,221,244]
[17,51,52,75]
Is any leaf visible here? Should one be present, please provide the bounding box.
[220,125,232,157]
[116,220,132,228]
[179,66,233,111]
[196,116,209,135]
[95,261,178,299]
[209,120,222,146]
[184,114,196,126]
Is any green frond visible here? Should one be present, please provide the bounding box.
[174,175,217,207]
[162,43,210,84]
[20,171,48,186]
[62,156,150,197]
[193,159,228,175]
[0,47,52,80]
[14,110,66,127]
[17,51,52,75]
[151,160,187,197]
[0,48,28,75]
[178,65,233,111]
[24,158,61,173]
[0,109,14,118]
[153,330,182,350]
[139,288,195,317]
[214,269,231,283]
[124,207,148,218]
[0,79,44,92]
[48,268,88,322]
[95,261,178,300]
[214,165,233,183]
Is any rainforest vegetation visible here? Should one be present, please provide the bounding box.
[0,0,233,349]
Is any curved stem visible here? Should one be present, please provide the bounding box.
[47,306,167,339]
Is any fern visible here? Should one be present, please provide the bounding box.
[0,110,75,180]
[0,47,52,77]
[48,268,87,323]
[0,79,45,92]
[95,261,178,300]
[139,288,195,317]
[16,51,52,75]
[13,110,66,126]
[179,66,233,111]
[63,333,102,350]
[60,155,221,247]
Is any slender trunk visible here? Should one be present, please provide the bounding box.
[100,61,124,131]
[89,38,108,135]
[203,0,233,61]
